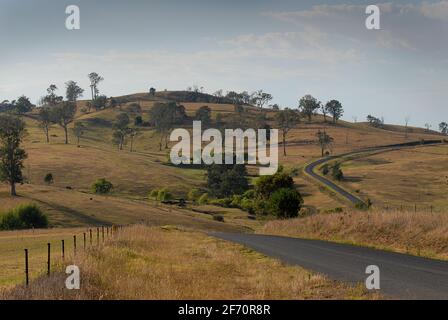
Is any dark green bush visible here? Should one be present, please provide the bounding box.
[44,173,54,185]
[331,163,344,181]
[268,188,303,219]
[0,204,48,230]
[92,178,113,194]
[0,212,23,230]
[157,188,173,202]
[255,171,294,199]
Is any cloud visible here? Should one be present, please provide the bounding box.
[218,29,360,64]
[263,1,448,55]
[400,1,448,21]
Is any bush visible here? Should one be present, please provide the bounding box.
[198,193,209,205]
[188,188,202,203]
[149,189,159,199]
[242,189,256,199]
[211,198,233,207]
[240,198,255,214]
[331,163,344,181]
[268,188,303,219]
[92,178,113,194]
[157,188,173,202]
[255,171,294,199]
[134,116,143,126]
[0,212,23,230]
[321,164,329,176]
[230,195,243,207]
[213,214,224,222]
[44,173,54,185]
[0,204,48,230]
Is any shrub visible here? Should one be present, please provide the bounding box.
[331,163,344,181]
[44,173,54,185]
[92,178,113,194]
[198,193,209,205]
[321,164,329,176]
[255,171,294,199]
[213,214,224,222]
[149,189,159,199]
[157,188,173,202]
[0,204,48,230]
[211,198,233,207]
[242,189,255,199]
[268,188,303,219]
[134,116,143,126]
[16,204,48,228]
[188,188,202,203]
[0,212,23,230]
[240,198,255,214]
[207,163,249,198]
[230,195,243,207]
[253,197,269,216]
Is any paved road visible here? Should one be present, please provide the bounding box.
[212,233,448,299]
[304,139,444,206]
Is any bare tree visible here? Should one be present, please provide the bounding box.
[404,116,410,139]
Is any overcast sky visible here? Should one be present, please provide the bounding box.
[0,0,447,128]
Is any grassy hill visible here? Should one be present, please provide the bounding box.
[8,90,447,213]
[1,90,447,293]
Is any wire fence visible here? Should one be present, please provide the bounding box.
[6,225,124,288]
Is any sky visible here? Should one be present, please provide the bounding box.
[0,0,447,129]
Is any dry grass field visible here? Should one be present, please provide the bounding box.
[336,145,448,209]
[261,208,448,260]
[19,92,443,211]
[1,91,446,294]
[1,225,379,300]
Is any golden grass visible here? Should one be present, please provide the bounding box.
[1,225,379,300]
[336,145,448,209]
[261,209,448,260]
[0,227,87,287]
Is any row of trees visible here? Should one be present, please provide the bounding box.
[38,81,84,144]
[0,96,34,114]
[298,95,344,123]
[36,73,106,144]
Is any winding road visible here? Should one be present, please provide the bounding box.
[212,233,448,299]
[303,139,444,206]
[211,139,448,299]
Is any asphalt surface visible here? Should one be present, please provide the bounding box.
[303,139,444,205]
[212,233,448,299]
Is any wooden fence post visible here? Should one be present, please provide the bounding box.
[61,240,65,260]
[47,243,51,276]
[102,226,104,242]
[89,229,92,246]
[24,249,29,286]
[97,228,99,245]
[83,233,86,250]
[73,235,77,255]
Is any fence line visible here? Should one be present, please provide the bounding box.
[20,225,124,287]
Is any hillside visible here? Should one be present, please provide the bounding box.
[5,91,445,214]
[1,90,447,293]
